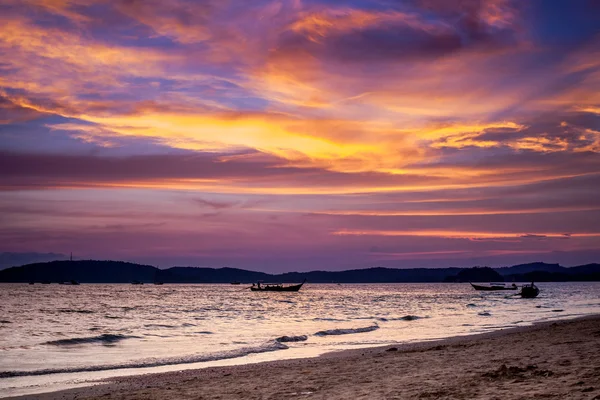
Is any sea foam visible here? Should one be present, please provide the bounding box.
[43,334,138,346]
[0,341,288,378]
[314,324,379,336]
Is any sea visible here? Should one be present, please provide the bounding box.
[1,282,599,398]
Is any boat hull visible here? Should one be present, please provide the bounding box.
[520,285,540,298]
[250,282,304,292]
[470,283,517,291]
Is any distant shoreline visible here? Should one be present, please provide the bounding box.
[8,314,600,400]
[1,260,599,283]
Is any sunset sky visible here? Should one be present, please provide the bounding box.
[1,0,600,271]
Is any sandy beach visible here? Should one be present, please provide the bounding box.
[9,315,599,400]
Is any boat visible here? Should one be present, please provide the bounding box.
[131,280,144,285]
[154,282,164,285]
[520,283,539,298]
[230,281,241,285]
[470,283,518,291]
[59,280,79,285]
[250,279,306,292]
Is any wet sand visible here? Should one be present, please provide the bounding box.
[10,316,600,400]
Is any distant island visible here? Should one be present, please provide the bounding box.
[0,260,599,284]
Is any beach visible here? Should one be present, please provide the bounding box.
[11,315,600,400]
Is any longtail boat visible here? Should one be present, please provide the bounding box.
[250,279,306,292]
[470,283,518,291]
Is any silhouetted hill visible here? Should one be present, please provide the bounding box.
[0,260,157,283]
[502,263,600,282]
[148,266,462,283]
[443,267,503,283]
[0,260,598,283]
[569,263,600,275]
[157,267,271,283]
[277,267,461,283]
[495,262,566,275]
[0,252,66,270]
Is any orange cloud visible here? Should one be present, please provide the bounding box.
[333,229,600,240]
[115,0,214,44]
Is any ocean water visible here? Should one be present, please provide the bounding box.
[1,282,599,397]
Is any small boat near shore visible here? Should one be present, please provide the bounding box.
[470,283,518,291]
[250,279,306,292]
[520,283,540,298]
[230,281,241,285]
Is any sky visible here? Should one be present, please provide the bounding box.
[1,0,600,271]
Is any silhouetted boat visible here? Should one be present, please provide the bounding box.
[29,281,34,285]
[230,281,241,285]
[154,282,164,285]
[520,283,539,298]
[58,280,79,285]
[41,280,51,284]
[131,280,144,285]
[250,279,306,292]
[470,283,518,291]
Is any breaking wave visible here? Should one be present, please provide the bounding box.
[144,324,177,329]
[0,341,288,378]
[314,324,379,336]
[275,335,308,343]
[43,334,139,346]
[56,309,94,314]
[379,315,425,322]
[312,317,347,322]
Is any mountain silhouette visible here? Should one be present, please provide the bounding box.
[0,260,598,283]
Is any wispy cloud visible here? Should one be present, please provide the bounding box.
[1,0,599,269]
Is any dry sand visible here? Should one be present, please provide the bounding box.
[11,316,600,400]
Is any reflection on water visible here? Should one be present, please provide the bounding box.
[0,282,599,396]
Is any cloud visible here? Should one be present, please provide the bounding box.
[1,0,600,269]
[0,94,45,124]
[333,230,600,240]
[194,198,239,210]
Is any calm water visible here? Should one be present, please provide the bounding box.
[1,282,599,397]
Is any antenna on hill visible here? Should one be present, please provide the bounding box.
[70,252,73,262]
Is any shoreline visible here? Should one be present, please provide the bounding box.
[7,314,600,399]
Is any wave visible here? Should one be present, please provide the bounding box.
[379,315,424,322]
[312,317,347,322]
[57,309,94,314]
[275,335,308,343]
[478,312,492,317]
[0,341,288,378]
[314,324,379,336]
[0,320,11,324]
[42,334,138,346]
[144,324,177,329]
